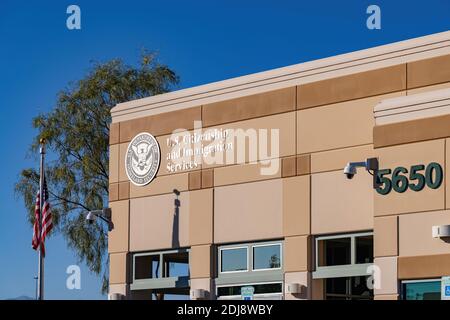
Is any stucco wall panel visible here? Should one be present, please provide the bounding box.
[129,193,190,251]
[202,87,296,126]
[297,65,406,109]
[129,173,189,198]
[214,179,283,244]
[399,210,450,257]
[283,175,310,237]
[407,54,450,89]
[109,144,119,184]
[311,170,373,235]
[110,252,129,284]
[190,245,213,279]
[108,200,130,253]
[214,160,281,187]
[189,189,213,246]
[374,139,445,216]
[297,92,403,154]
[374,216,398,257]
[310,144,374,174]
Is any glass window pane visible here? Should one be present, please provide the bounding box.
[355,235,373,264]
[163,251,189,277]
[351,276,373,299]
[221,247,248,272]
[134,255,160,279]
[326,277,347,295]
[318,238,351,266]
[253,244,281,270]
[402,281,441,300]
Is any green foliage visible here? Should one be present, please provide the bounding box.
[15,52,179,294]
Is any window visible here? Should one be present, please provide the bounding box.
[402,280,441,300]
[133,249,189,280]
[325,276,373,300]
[220,247,248,273]
[218,241,283,274]
[135,254,161,279]
[314,232,374,300]
[355,235,373,264]
[162,251,189,277]
[315,232,373,269]
[253,244,281,270]
[318,237,351,266]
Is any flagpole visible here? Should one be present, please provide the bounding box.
[37,138,45,300]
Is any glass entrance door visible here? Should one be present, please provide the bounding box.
[325,276,373,300]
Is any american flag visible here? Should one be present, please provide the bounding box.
[32,177,53,256]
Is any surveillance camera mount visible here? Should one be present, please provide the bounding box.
[86,208,113,231]
[344,157,380,189]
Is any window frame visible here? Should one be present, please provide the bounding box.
[218,241,283,276]
[313,232,373,280]
[219,245,249,274]
[400,278,442,300]
[131,248,190,291]
[251,242,283,272]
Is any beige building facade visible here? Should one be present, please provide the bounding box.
[108,31,450,300]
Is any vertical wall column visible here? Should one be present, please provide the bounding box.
[189,189,214,299]
[373,216,399,300]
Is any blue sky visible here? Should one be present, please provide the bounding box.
[0,0,449,300]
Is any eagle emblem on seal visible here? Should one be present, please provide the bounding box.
[125,132,160,186]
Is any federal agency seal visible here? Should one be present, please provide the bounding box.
[125,132,160,186]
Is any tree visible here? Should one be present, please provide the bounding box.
[15,52,179,294]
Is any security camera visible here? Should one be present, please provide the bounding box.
[343,163,358,179]
[85,208,113,231]
[343,158,380,188]
[173,189,180,196]
[86,211,96,224]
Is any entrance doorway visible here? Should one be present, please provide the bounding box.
[325,276,373,300]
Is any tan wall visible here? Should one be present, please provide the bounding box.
[311,170,373,235]
[213,160,281,187]
[203,112,296,168]
[282,175,310,237]
[407,55,450,89]
[399,210,450,257]
[214,179,283,244]
[374,294,399,300]
[297,92,403,154]
[284,236,310,272]
[129,172,189,198]
[109,144,119,184]
[398,253,450,279]
[310,144,374,174]
[110,252,129,284]
[374,216,398,257]
[129,193,190,251]
[189,189,213,246]
[408,82,450,95]
[108,200,130,253]
[284,272,311,300]
[190,245,213,279]
[374,257,398,296]
[374,139,445,216]
[190,278,215,300]
[202,87,296,127]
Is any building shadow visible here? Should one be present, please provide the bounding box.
[172,194,180,248]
